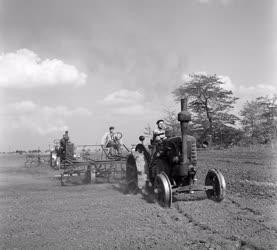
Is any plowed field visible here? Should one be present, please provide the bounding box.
[0,148,276,249]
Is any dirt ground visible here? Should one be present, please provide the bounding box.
[0,148,276,250]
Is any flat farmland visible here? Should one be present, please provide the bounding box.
[0,148,276,250]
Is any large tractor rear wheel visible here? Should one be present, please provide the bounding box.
[126,155,139,193]
[126,153,148,193]
[205,169,226,202]
[154,172,172,208]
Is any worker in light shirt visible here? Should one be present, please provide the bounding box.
[152,119,167,143]
[101,126,122,155]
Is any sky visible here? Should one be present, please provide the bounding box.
[0,0,276,151]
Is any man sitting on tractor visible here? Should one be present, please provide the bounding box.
[153,119,167,143]
[59,130,71,160]
[60,131,70,147]
[101,126,123,155]
[64,130,70,142]
[148,119,168,161]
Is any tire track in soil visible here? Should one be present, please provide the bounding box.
[142,196,238,249]
[173,201,244,249]
[227,197,261,215]
[226,196,277,234]
[171,193,277,250]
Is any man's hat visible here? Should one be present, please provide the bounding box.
[156,119,164,125]
[109,126,115,130]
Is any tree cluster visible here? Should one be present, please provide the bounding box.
[240,96,277,144]
[162,73,276,147]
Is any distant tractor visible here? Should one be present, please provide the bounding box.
[126,97,226,207]
[50,140,76,169]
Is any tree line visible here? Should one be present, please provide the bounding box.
[146,73,277,147]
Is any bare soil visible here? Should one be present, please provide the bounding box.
[0,148,276,250]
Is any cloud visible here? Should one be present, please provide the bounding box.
[102,89,149,115]
[237,84,277,98]
[114,104,145,115]
[216,76,277,98]
[229,83,277,115]
[218,75,235,91]
[195,0,233,5]
[215,76,277,100]
[0,49,87,88]
[0,101,92,135]
[103,89,144,105]
[13,100,37,112]
[220,0,233,5]
[196,0,210,3]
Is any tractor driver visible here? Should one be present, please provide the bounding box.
[153,119,167,143]
[64,131,70,142]
[60,131,70,147]
[59,131,70,160]
[60,130,70,142]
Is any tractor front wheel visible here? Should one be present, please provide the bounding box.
[154,172,172,208]
[205,169,226,202]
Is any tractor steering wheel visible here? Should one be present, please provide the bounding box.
[112,132,123,141]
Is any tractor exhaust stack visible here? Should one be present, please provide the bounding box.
[178,96,191,176]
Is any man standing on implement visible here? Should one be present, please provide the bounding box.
[101,126,122,154]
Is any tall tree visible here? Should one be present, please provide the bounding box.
[241,95,277,144]
[240,99,261,140]
[172,73,239,141]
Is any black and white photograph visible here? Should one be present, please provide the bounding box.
[0,0,276,249]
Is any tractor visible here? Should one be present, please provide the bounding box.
[126,97,226,207]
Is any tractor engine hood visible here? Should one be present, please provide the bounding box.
[161,136,197,166]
